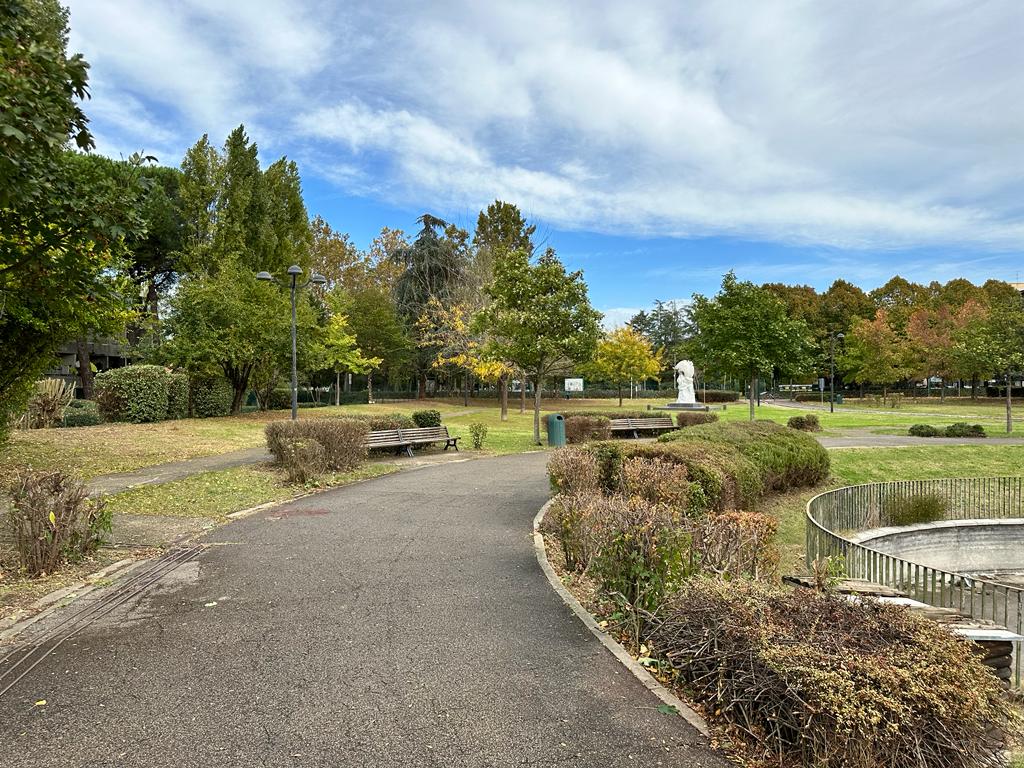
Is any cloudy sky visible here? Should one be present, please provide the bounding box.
[66,0,1024,324]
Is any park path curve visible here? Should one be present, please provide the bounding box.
[0,452,726,768]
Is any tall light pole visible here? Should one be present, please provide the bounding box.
[829,332,845,414]
[257,265,327,420]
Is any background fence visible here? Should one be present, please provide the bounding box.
[806,477,1024,686]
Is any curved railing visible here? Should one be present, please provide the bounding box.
[806,477,1024,686]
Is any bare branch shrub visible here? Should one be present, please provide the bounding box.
[648,580,1012,768]
[547,446,601,494]
[545,491,614,572]
[690,510,779,580]
[279,438,327,485]
[621,456,691,516]
[563,415,611,444]
[266,418,369,471]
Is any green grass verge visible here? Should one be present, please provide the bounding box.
[104,463,400,520]
[768,445,1024,575]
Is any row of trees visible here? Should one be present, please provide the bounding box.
[653,273,1024,428]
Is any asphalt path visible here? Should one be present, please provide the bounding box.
[0,452,726,767]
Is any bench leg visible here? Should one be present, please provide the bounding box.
[406,445,415,458]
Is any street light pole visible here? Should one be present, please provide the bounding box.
[257,265,327,421]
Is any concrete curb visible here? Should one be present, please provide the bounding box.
[531,499,710,737]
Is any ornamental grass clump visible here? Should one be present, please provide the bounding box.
[5,469,111,576]
[647,579,1013,768]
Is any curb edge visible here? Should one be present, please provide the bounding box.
[531,499,710,737]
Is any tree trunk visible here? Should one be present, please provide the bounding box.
[345,372,352,393]
[520,379,526,415]
[1007,370,1013,434]
[971,374,979,400]
[499,375,508,421]
[618,382,623,408]
[463,373,469,407]
[748,371,756,421]
[533,375,543,445]
[367,371,375,404]
[335,371,341,406]
[75,340,94,399]
[417,372,427,399]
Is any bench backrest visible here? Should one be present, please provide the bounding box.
[608,417,674,429]
[366,429,405,446]
[397,426,450,440]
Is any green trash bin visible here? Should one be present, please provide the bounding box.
[547,414,566,447]
[835,393,844,405]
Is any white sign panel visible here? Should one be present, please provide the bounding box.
[564,378,584,393]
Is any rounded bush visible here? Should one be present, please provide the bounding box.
[787,414,821,432]
[411,409,442,427]
[62,399,103,427]
[94,365,170,423]
[675,411,718,428]
[944,423,986,438]
[909,424,940,437]
[190,377,233,418]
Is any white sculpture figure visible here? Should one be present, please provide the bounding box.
[675,360,696,405]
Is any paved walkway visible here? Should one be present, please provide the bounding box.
[0,453,726,767]
[816,430,1024,449]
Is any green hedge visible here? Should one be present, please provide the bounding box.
[412,409,442,427]
[94,365,170,423]
[190,377,232,418]
[577,440,763,514]
[347,413,416,430]
[167,373,188,420]
[659,420,830,492]
[62,399,102,427]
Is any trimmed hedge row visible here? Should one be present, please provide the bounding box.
[95,365,170,423]
[62,399,102,427]
[411,409,441,427]
[659,420,829,492]
[190,377,233,418]
[265,418,369,472]
[909,423,987,438]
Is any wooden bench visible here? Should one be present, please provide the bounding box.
[608,417,676,439]
[365,426,460,457]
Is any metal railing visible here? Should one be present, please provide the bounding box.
[806,477,1024,686]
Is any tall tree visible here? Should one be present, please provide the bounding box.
[690,273,811,421]
[628,300,690,378]
[840,310,915,404]
[478,248,601,443]
[338,286,412,402]
[314,312,381,406]
[470,200,536,298]
[0,0,146,438]
[968,295,1024,432]
[390,214,469,397]
[869,276,929,335]
[589,327,662,406]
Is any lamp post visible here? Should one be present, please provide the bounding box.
[829,332,845,414]
[257,265,327,420]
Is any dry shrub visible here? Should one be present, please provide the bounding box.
[591,496,690,618]
[621,456,691,515]
[787,414,821,432]
[564,415,611,444]
[545,491,614,572]
[547,446,601,494]
[626,441,763,514]
[648,580,1012,768]
[280,438,327,485]
[691,510,778,580]
[674,411,718,428]
[883,491,948,527]
[4,469,111,576]
[265,418,369,471]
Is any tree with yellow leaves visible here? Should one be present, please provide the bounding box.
[589,327,663,406]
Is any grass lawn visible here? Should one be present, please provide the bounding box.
[104,462,400,520]
[768,445,1024,574]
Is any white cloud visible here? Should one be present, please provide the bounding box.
[68,0,1024,251]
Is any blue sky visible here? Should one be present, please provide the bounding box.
[66,0,1024,325]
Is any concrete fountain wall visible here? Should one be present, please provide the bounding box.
[852,519,1024,573]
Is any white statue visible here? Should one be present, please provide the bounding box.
[674,360,696,405]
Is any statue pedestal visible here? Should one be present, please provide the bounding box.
[658,402,710,411]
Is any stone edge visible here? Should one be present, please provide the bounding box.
[531,499,710,737]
